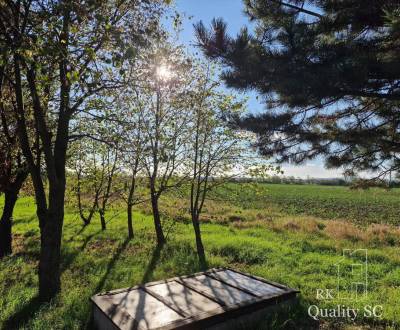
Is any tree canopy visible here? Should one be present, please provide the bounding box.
[195,0,400,180]
[0,0,167,300]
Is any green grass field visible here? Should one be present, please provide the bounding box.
[213,183,400,225]
[0,184,399,329]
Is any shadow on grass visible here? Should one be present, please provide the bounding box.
[91,244,165,330]
[94,237,131,294]
[13,214,37,225]
[83,237,133,330]
[3,227,103,330]
[72,223,90,239]
[65,223,91,243]
[84,241,203,329]
[1,296,43,330]
[249,298,319,330]
[121,244,164,330]
[61,229,103,274]
[13,241,40,261]
[141,244,163,284]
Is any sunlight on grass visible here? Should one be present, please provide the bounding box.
[1,186,399,329]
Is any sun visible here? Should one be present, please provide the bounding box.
[156,64,172,81]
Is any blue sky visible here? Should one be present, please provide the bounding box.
[171,0,343,178]
[174,0,249,46]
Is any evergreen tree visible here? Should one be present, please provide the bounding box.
[195,0,400,179]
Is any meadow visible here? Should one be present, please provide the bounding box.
[0,183,399,329]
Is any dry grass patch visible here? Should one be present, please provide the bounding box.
[282,220,301,231]
[142,193,400,249]
[231,219,267,229]
[321,220,400,246]
[12,233,27,254]
[264,216,324,235]
[365,223,400,246]
[323,220,364,242]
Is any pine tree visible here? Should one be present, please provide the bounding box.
[195,0,400,179]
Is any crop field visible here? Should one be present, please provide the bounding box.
[213,183,400,226]
[0,183,399,329]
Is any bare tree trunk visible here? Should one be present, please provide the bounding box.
[38,214,63,301]
[99,209,106,231]
[97,149,118,232]
[38,185,65,301]
[150,186,165,246]
[76,170,96,226]
[0,172,28,258]
[127,203,134,238]
[126,174,136,239]
[0,190,18,258]
[191,212,206,266]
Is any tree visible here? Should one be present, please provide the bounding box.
[0,0,166,301]
[137,45,193,246]
[96,143,120,231]
[0,64,29,258]
[186,62,246,265]
[248,164,284,183]
[70,138,100,227]
[69,88,131,230]
[116,91,146,239]
[70,137,120,230]
[195,0,400,179]
[122,142,143,239]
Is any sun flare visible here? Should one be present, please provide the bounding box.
[156,64,172,81]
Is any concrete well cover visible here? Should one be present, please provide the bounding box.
[91,267,299,330]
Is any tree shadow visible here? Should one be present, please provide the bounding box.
[61,229,103,274]
[93,237,131,294]
[66,223,90,243]
[141,244,163,284]
[87,244,164,330]
[124,245,164,330]
[1,295,42,330]
[13,214,37,225]
[83,237,132,330]
[3,227,104,329]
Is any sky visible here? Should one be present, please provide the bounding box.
[170,0,343,179]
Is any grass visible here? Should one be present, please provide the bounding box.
[0,183,399,329]
[212,183,400,226]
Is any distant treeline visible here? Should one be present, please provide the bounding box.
[232,176,400,187]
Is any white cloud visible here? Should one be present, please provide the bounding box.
[281,164,343,179]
